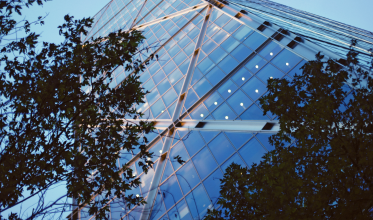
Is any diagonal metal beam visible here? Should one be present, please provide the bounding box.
[139,4,214,220]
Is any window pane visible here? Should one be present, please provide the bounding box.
[209,46,228,64]
[241,76,266,101]
[208,133,235,164]
[204,91,224,111]
[271,49,302,73]
[256,63,284,83]
[227,89,253,115]
[176,161,200,194]
[218,55,239,74]
[240,104,269,120]
[259,41,282,60]
[212,102,236,120]
[182,131,205,157]
[231,67,251,86]
[170,141,190,171]
[243,32,267,50]
[185,184,212,219]
[168,199,191,220]
[218,79,238,99]
[245,55,267,74]
[151,98,166,118]
[160,175,183,210]
[238,138,267,167]
[192,147,218,179]
[205,66,225,86]
[225,132,252,149]
[230,44,253,62]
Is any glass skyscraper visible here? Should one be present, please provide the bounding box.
[79,0,373,219]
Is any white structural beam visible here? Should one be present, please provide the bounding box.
[139,5,214,220]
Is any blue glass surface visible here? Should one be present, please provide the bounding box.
[161,175,183,210]
[225,132,252,149]
[218,79,238,99]
[197,57,215,74]
[149,62,161,75]
[192,147,218,179]
[241,76,266,101]
[223,19,241,33]
[220,36,240,52]
[218,55,239,74]
[183,42,195,56]
[170,141,190,171]
[256,133,275,151]
[168,69,183,85]
[157,79,172,95]
[176,161,200,194]
[173,79,184,95]
[206,23,220,38]
[238,138,267,167]
[153,70,167,85]
[205,66,225,86]
[212,102,236,120]
[259,41,282,60]
[203,91,224,112]
[163,89,178,106]
[174,52,188,66]
[211,29,229,44]
[232,25,253,41]
[179,59,190,75]
[227,89,253,115]
[143,78,156,92]
[194,78,212,98]
[208,133,235,164]
[149,141,164,159]
[214,13,230,27]
[287,60,306,78]
[150,192,167,220]
[245,55,267,74]
[182,131,205,157]
[147,89,160,105]
[202,168,223,207]
[191,68,203,86]
[189,103,209,120]
[256,63,285,83]
[243,32,267,50]
[231,67,251,86]
[185,184,212,219]
[209,46,228,64]
[184,89,198,110]
[140,168,155,198]
[271,49,302,73]
[231,44,253,62]
[150,98,166,118]
[221,153,246,171]
[202,39,218,55]
[168,199,192,220]
[240,104,269,120]
[162,160,174,183]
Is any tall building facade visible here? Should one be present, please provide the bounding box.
[79,0,373,219]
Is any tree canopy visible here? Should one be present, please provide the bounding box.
[206,41,373,219]
[0,1,156,219]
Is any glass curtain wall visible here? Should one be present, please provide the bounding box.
[77,0,368,219]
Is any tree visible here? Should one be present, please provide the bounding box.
[0,1,157,219]
[206,41,373,220]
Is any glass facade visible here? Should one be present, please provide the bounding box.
[79,0,373,219]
